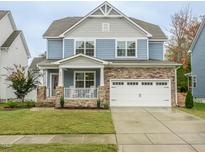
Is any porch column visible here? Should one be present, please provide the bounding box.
[58,67,64,87]
[39,69,44,86]
[100,67,104,86]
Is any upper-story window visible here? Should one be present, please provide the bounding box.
[76,41,95,56]
[117,41,136,57]
[102,23,110,32]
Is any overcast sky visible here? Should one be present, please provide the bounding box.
[0,1,205,60]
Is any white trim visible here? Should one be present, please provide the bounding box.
[109,78,172,107]
[45,70,48,88]
[74,71,96,88]
[62,38,65,58]
[46,39,48,59]
[64,37,148,39]
[54,53,109,64]
[189,17,205,52]
[175,66,181,106]
[60,66,103,69]
[49,73,59,97]
[74,39,96,57]
[147,38,149,60]
[58,2,152,38]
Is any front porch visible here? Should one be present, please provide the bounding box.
[37,54,107,107]
[45,68,102,99]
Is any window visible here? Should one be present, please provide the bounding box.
[102,23,110,32]
[142,82,153,86]
[192,76,197,88]
[127,82,138,86]
[156,82,168,86]
[76,41,95,56]
[75,72,95,88]
[112,82,124,85]
[117,41,136,57]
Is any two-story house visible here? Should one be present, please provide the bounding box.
[0,10,30,101]
[34,2,180,107]
[189,17,205,101]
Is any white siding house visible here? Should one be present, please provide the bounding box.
[0,10,30,101]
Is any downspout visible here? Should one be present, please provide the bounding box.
[175,66,181,107]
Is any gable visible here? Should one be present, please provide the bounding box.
[90,3,121,16]
[59,56,104,68]
[190,18,205,53]
[0,14,14,46]
[64,17,147,38]
[58,2,152,38]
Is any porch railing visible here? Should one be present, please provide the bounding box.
[64,88,98,99]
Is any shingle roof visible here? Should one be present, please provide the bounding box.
[1,30,21,48]
[43,16,167,39]
[34,56,180,67]
[29,56,47,70]
[43,17,83,37]
[0,10,9,20]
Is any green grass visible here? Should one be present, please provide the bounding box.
[179,102,205,119]
[0,144,117,152]
[0,109,115,135]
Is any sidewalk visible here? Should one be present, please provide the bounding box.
[0,134,116,144]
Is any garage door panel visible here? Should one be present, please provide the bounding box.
[110,79,171,107]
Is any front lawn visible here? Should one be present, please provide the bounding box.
[0,109,115,135]
[179,102,205,119]
[0,144,117,152]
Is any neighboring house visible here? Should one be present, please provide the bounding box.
[189,17,205,100]
[32,2,180,107]
[0,10,30,101]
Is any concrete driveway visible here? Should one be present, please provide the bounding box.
[111,107,205,152]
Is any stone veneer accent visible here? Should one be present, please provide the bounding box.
[55,99,97,108]
[37,86,46,103]
[101,67,177,106]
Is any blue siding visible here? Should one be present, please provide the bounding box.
[137,39,147,59]
[64,39,74,58]
[192,25,205,98]
[149,42,164,60]
[47,39,63,59]
[96,39,115,59]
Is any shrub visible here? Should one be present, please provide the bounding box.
[60,96,64,108]
[6,101,17,108]
[103,101,109,109]
[180,86,188,93]
[185,91,194,108]
[25,100,35,108]
[97,100,101,109]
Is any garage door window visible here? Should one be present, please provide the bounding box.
[156,82,167,86]
[142,82,153,85]
[127,82,138,85]
[113,82,124,85]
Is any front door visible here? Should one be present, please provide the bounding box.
[51,74,59,96]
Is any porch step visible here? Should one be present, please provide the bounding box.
[36,99,55,107]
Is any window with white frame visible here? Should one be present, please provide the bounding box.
[102,23,110,32]
[75,72,95,88]
[75,41,95,56]
[117,41,136,57]
[192,76,197,88]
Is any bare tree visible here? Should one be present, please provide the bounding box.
[166,6,201,68]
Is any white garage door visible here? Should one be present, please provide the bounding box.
[110,79,171,107]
